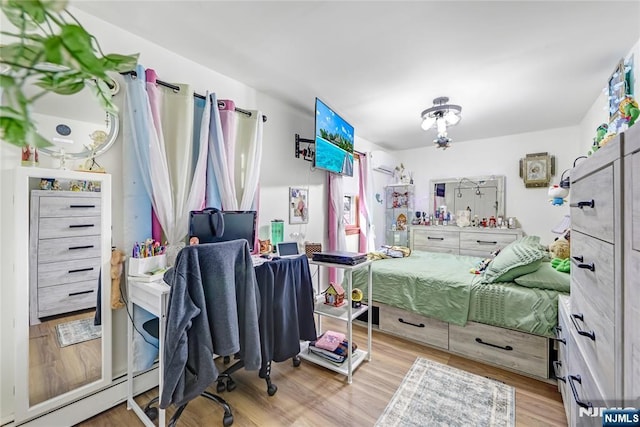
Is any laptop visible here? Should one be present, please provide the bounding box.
[312,251,367,265]
[276,241,303,258]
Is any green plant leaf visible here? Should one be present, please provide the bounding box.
[0,105,23,120]
[88,79,118,113]
[12,0,47,24]
[0,115,28,147]
[101,53,139,73]
[0,74,16,88]
[42,35,64,65]
[41,0,68,13]
[0,43,43,70]
[35,73,84,94]
[1,1,38,30]
[59,24,107,79]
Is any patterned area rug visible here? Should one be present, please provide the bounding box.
[55,317,101,347]
[376,357,515,427]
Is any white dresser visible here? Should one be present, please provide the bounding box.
[559,130,629,426]
[410,226,522,257]
[29,190,103,325]
[623,123,640,406]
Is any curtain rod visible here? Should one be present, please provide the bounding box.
[121,71,267,122]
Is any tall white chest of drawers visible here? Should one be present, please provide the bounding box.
[29,190,103,325]
[558,126,639,426]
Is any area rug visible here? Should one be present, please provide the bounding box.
[375,357,514,427]
[55,317,102,347]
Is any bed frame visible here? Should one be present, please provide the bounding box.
[363,227,556,383]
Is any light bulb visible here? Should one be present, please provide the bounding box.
[436,117,447,135]
[421,116,436,130]
[444,111,460,125]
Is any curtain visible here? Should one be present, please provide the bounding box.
[328,173,346,283]
[206,94,235,209]
[358,153,375,252]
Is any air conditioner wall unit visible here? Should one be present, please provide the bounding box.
[370,150,398,175]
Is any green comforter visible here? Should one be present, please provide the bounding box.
[351,250,565,337]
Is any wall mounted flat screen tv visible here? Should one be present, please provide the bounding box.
[314,98,355,176]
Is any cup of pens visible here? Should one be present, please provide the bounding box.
[128,238,168,277]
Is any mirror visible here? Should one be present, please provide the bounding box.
[30,80,119,163]
[13,168,112,422]
[430,175,506,221]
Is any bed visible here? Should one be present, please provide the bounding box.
[350,239,569,380]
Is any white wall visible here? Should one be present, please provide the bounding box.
[395,126,581,245]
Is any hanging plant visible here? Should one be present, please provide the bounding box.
[0,0,139,149]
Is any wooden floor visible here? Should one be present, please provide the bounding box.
[79,319,566,426]
[30,311,102,406]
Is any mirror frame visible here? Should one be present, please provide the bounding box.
[13,167,112,423]
[36,79,120,160]
[430,175,506,219]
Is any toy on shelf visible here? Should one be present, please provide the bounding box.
[323,282,345,307]
[619,95,639,128]
[548,184,569,206]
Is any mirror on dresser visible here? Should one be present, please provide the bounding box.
[430,175,506,221]
[12,167,112,423]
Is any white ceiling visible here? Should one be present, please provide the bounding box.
[73,1,640,150]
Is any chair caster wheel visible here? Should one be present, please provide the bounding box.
[223,414,234,426]
[144,406,158,421]
[292,356,301,367]
[267,384,277,396]
[217,380,226,393]
[223,355,231,364]
[226,379,236,392]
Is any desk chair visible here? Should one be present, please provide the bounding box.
[143,240,262,427]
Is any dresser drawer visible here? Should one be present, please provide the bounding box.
[378,303,448,349]
[569,281,615,400]
[567,341,609,426]
[38,257,101,288]
[570,164,614,243]
[449,321,548,378]
[37,280,97,318]
[38,216,101,239]
[557,296,572,425]
[37,194,102,217]
[570,231,614,325]
[38,236,102,263]
[459,231,517,255]
[412,229,459,251]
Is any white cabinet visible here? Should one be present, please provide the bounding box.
[410,226,522,257]
[385,184,414,246]
[300,259,372,383]
[29,190,103,324]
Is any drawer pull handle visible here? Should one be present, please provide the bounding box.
[552,325,566,345]
[571,256,595,272]
[568,375,592,410]
[398,318,425,328]
[571,313,596,341]
[68,245,94,250]
[69,204,96,208]
[552,361,566,383]
[570,200,595,209]
[69,267,94,274]
[69,224,95,228]
[427,237,444,241]
[69,290,94,297]
[476,240,498,245]
[474,337,513,351]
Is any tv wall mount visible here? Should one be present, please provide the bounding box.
[295,134,315,162]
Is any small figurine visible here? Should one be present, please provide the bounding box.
[548,184,569,206]
[21,145,39,166]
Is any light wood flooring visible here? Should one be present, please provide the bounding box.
[29,310,102,406]
[79,319,566,426]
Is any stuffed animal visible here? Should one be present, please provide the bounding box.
[551,257,570,273]
[619,95,639,128]
[110,249,126,309]
[549,237,570,260]
[548,185,569,206]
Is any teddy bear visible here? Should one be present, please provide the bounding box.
[110,249,126,309]
[549,237,570,260]
[548,184,569,206]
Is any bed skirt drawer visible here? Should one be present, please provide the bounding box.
[449,322,549,378]
[378,303,449,349]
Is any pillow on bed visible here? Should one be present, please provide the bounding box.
[482,235,546,283]
[514,261,570,293]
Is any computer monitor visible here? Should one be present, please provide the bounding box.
[190,210,257,252]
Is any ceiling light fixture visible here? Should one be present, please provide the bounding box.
[420,96,462,149]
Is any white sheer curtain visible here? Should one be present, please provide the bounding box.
[358,153,376,252]
[328,173,347,283]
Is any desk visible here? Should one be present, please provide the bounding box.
[126,277,170,427]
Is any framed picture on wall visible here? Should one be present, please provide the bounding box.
[519,152,555,188]
[289,187,309,224]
